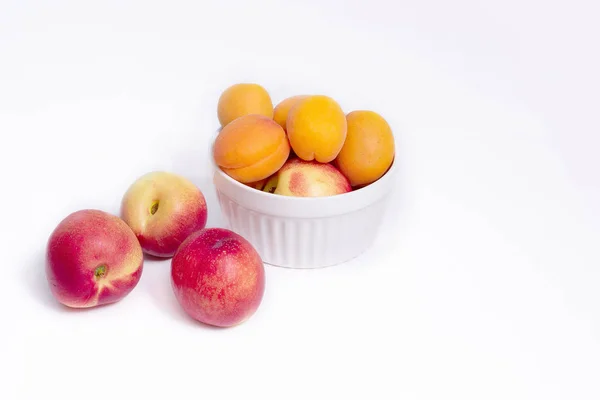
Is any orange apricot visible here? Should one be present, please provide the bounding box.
[273,95,310,131]
[213,114,290,183]
[217,83,274,127]
[335,110,395,186]
[286,95,347,163]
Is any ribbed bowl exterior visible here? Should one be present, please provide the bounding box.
[215,189,391,268]
[210,130,396,269]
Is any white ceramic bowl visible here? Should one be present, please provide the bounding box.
[210,137,397,269]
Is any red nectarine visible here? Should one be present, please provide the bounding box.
[171,228,265,327]
[45,209,144,308]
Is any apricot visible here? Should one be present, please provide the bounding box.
[286,95,347,163]
[217,83,274,127]
[273,95,309,131]
[213,114,290,183]
[335,110,395,187]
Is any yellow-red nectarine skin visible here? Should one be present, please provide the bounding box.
[274,158,352,197]
[45,209,143,308]
[171,228,265,328]
[120,171,208,258]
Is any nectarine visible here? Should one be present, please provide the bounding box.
[272,158,351,197]
[171,228,265,327]
[45,209,143,308]
[120,171,208,258]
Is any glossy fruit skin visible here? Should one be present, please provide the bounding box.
[120,171,208,258]
[45,209,144,308]
[171,228,265,327]
[273,157,351,197]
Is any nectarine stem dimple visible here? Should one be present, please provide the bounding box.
[94,265,107,279]
[149,200,159,215]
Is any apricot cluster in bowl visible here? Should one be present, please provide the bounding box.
[212,83,395,197]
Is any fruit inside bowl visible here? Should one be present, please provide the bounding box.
[209,83,398,268]
[212,83,396,197]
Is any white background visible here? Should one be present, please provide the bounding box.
[1,0,599,399]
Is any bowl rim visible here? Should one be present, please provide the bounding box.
[209,128,397,205]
